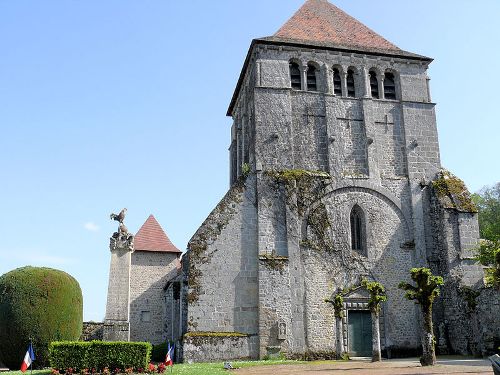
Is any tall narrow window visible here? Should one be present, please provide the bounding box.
[384,72,396,100]
[347,69,356,97]
[350,205,365,254]
[290,62,301,90]
[333,68,342,95]
[370,71,379,99]
[307,64,317,91]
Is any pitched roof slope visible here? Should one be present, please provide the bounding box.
[134,215,181,253]
[273,0,400,53]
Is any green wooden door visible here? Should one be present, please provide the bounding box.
[348,310,372,356]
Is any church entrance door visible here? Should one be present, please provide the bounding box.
[347,310,372,356]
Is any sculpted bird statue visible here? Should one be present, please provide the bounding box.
[110,208,127,224]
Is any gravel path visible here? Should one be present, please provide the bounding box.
[235,358,492,375]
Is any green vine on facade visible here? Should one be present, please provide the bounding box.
[265,169,330,216]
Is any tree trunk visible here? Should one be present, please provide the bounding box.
[336,316,343,358]
[420,304,436,366]
[371,310,381,362]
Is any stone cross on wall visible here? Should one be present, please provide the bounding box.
[375,114,394,132]
[302,106,325,125]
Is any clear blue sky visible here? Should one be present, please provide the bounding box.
[0,1,499,322]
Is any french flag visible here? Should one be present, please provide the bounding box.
[20,343,35,372]
[165,343,174,367]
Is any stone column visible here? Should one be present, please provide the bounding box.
[361,67,370,98]
[341,71,348,97]
[103,228,134,341]
[378,73,385,100]
[301,64,307,91]
[326,67,334,94]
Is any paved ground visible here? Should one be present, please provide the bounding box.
[236,357,493,375]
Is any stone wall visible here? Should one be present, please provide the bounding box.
[183,334,257,362]
[185,176,259,360]
[129,251,179,344]
[81,322,104,341]
[474,288,500,356]
[425,172,500,356]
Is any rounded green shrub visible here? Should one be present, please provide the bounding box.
[0,266,83,368]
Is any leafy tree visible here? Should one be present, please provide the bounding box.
[399,268,443,366]
[472,183,500,288]
[326,291,345,358]
[361,279,387,362]
[472,182,500,241]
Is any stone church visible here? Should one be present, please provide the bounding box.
[105,0,499,362]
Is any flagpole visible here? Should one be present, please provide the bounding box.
[29,338,33,375]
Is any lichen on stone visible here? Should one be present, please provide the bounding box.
[431,170,478,213]
[259,254,288,272]
[184,331,248,338]
[186,180,245,303]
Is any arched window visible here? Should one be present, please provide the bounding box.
[350,205,366,254]
[347,69,356,97]
[290,62,302,90]
[332,68,342,95]
[370,71,379,99]
[384,72,396,100]
[307,64,317,92]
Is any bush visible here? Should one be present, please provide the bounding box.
[151,343,168,363]
[49,341,152,371]
[0,266,83,368]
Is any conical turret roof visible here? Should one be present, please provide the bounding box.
[134,215,181,253]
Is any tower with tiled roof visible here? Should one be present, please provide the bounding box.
[104,214,181,345]
[128,215,181,344]
[184,0,484,361]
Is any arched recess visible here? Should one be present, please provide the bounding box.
[346,67,357,98]
[306,61,320,92]
[350,204,366,255]
[289,60,302,90]
[369,69,379,99]
[332,66,343,96]
[384,69,400,100]
[302,184,413,249]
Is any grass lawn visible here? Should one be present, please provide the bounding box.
[1,360,310,375]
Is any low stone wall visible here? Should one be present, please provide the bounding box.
[81,322,104,341]
[183,333,257,362]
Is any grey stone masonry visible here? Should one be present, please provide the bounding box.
[129,251,179,344]
[103,238,133,342]
[183,3,498,362]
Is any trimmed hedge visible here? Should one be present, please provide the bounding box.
[0,266,83,368]
[49,341,152,371]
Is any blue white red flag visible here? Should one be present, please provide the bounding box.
[165,343,174,367]
[20,343,35,372]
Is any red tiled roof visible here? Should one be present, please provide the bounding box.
[274,0,400,52]
[134,215,181,253]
